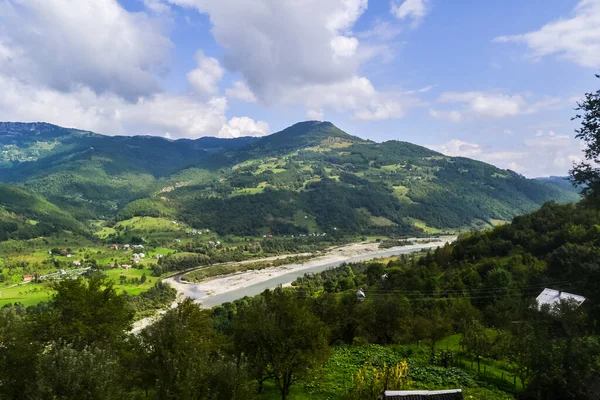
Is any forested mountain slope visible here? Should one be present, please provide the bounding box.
[161,121,580,235]
[0,121,580,237]
[0,183,84,240]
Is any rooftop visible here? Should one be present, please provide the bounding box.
[381,389,463,400]
[536,288,586,310]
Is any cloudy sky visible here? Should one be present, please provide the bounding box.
[0,0,598,177]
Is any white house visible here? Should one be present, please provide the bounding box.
[536,288,586,311]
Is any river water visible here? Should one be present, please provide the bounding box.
[194,243,446,308]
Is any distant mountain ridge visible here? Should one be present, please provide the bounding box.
[0,121,581,238]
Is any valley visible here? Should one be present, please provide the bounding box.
[168,236,454,308]
[0,121,579,309]
[0,120,592,400]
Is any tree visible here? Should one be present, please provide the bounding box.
[0,305,42,400]
[234,288,330,400]
[570,74,600,198]
[39,276,133,349]
[139,298,229,399]
[462,318,493,373]
[362,294,412,344]
[36,343,124,400]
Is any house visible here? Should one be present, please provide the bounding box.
[380,389,463,399]
[72,260,82,266]
[122,264,132,270]
[107,263,116,269]
[536,288,586,311]
[123,244,131,250]
[132,258,140,264]
[59,248,68,255]
[110,244,119,250]
[133,244,144,249]
[66,254,73,258]
[138,253,145,258]
[356,288,366,301]
[22,274,35,282]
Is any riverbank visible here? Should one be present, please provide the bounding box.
[164,236,455,308]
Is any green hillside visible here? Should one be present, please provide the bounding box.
[161,122,580,235]
[0,183,84,240]
[0,121,581,237]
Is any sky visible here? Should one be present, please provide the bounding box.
[0,0,598,177]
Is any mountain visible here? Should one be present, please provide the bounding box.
[0,183,84,241]
[0,122,254,218]
[0,121,581,237]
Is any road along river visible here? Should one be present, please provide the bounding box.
[164,237,455,309]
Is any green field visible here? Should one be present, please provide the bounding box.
[0,282,53,307]
[258,345,514,400]
[231,186,265,197]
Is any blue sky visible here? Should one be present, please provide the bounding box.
[0,0,598,177]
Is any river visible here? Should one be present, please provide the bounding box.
[164,237,455,308]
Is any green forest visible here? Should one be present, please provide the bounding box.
[0,120,579,239]
[2,199,600,399]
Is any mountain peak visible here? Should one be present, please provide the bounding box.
[247,120,367,155]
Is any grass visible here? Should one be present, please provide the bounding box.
[230,187,265,197]
[435,333,524,392]
[412,220,447,235]
[0,282,53,307]
[96,217,186,239]
[489,219,508,227]
[392,185,414,204]
[102,267,157,295]
[293,211,319,232]
[258,345,514,400]
[256,161,287,174]
[116,217,181,231]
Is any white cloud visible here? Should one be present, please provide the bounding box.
[166,0,414,120]
[307,109,325,120]
[429,139,530,173]
[0,72,269,139]
[278,76,417,121]
[435,91,561,120]
[357,20,403,41]
[225,80,257,103]
[331,36,360,58]
[494,0,600,68]
[429,129,584,177]
[429,109,463,123]
[144,0,171,14]
[390,0,429,26]
[0,0,172,101]
[429,139,482,158]
[524,130,571,148]
[187,50,224,95]
[167,0,365,102]
[218,117,269,138]
[0,0,271,139]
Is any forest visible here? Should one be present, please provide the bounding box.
[2,198,600,399]
[0,120,580,240]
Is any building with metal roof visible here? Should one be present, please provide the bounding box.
[380,389,463,399]
[535,288,586,311]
